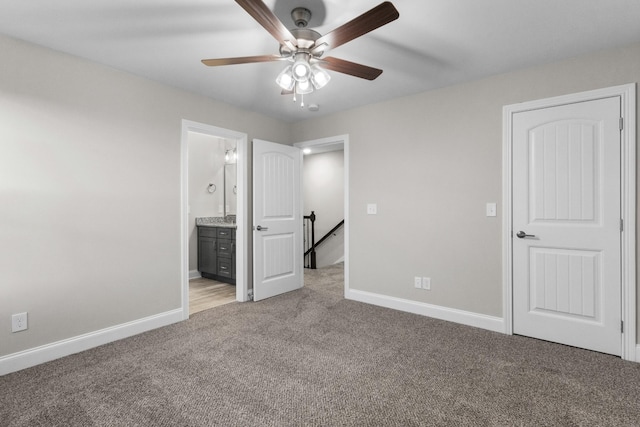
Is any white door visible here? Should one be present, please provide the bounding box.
[253,139,303,301]
[512,97,621,355]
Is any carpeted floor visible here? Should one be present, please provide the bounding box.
[1,263,640,426]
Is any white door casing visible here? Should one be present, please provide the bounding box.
[180,120,249,320]
[513,97,621,355]
[294,135,350,299]
[253,139,303,301]
[503,84,636,361]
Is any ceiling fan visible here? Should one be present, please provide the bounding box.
[202,0,399,106]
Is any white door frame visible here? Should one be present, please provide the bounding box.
[502,84,636,361]
[180,120,250,320]
[294,134,350,297]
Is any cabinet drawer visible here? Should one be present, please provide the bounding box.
[198,227,217,238]
[217,228,233,238]
[218,239,233,257]
[217,258,233,278]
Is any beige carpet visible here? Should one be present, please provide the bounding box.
[1,263,639,426]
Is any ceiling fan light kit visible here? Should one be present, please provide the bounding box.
[202,0,399,108]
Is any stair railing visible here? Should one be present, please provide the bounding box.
[303,213,345,269]
[303,211,316,269]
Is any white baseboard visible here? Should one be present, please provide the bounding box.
[0,309,183,376]
[346,288,505,333]
[189,270,201,280]
[635,345,640,363]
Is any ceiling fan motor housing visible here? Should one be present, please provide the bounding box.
[279,28,321,57]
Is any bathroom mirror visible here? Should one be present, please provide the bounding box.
[224,163,237,217]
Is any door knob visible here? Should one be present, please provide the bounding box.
[256,225,269,231]
[516,231,536,239]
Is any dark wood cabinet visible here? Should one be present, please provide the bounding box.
[197,226,236,285]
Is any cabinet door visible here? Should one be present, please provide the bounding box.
[198,236,217,274]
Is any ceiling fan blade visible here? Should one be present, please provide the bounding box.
[281,89,294,95]
[321,57,383,80]
[202,54,284,66]
[314,2,399,51]
[235,0,298,48]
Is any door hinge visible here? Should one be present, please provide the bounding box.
[621,320,624,333]
[619,117,624,131]
[620,218,624,232]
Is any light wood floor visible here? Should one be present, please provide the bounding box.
[189,277,236,315]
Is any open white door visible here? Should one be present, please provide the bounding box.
[253,139,303,301]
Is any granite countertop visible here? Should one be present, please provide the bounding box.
[196,217,237,229]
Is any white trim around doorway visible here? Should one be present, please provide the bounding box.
[180,120,250,321]
[502,84,637,361]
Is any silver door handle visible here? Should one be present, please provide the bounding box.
[516,231,536,239]
[256,225,269,231]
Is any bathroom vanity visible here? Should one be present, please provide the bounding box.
[196,218,236,285]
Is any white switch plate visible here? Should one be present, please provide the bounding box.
[422,277,431,290]
[367,203,377,215]
[414,277,422,288]
[486,202,497,217]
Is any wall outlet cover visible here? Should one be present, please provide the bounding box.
[11,312,28,332]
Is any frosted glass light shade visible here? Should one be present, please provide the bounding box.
[292,52,311,82]
[296,79,313,94]
[310,65,331,89]
[276,66,295,90]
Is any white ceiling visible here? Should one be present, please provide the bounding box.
[1,0,640,123]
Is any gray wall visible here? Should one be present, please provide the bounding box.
[0,34,290,358]
[303,150,344,267]
[291,43,640,336]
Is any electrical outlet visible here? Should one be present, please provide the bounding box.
[414,277,422,289]
[11,312,28,333]
[422,277,431,290]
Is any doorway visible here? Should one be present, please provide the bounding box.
[295,135,349,295]
[180,120,249,320]
[502,84,636,360]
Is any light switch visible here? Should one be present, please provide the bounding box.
[486,203,497,217]
[367,203,377,215]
